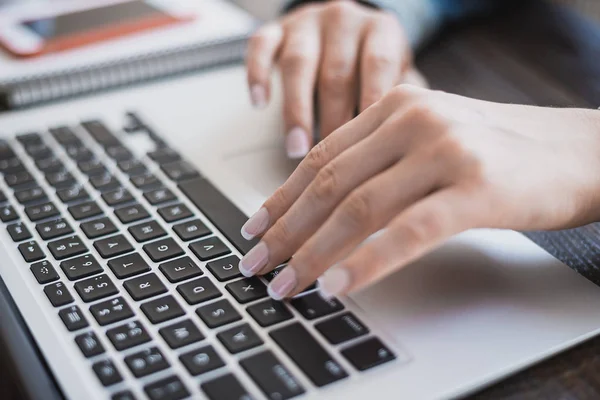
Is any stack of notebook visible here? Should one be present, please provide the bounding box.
[0,0,257,111]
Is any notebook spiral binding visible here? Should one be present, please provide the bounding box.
[0,34,249,111]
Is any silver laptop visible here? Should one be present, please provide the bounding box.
[2,68,600,400]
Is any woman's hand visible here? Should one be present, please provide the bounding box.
[246,0,422,159]
[239,85,600,299]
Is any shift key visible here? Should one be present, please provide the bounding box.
[240,351,304,400]
[270,322,347,387]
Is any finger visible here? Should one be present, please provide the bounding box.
[246,23,284,108]
[240,97,389,242]
[253,102,441,282]
[400,68,429,88]
[359,18,405,112]
[318,187,478,297]
[318,3,365,138]
[278,18,322,159]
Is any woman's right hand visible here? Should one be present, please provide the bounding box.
[245,0,424,159]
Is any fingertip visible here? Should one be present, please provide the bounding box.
[285,127,311,159]
[318,266,351,298]
[250,84,268,109]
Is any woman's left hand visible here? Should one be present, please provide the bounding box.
[239,85,600,299]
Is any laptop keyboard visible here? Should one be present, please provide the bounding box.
[0,114,397,399]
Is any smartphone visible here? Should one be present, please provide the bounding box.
[0,0,195,57]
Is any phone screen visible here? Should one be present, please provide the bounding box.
[21,1,164,39]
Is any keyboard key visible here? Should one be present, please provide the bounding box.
[17,132,42,145]
[270,322,348,387]
[179,346,224,376]
[0,189,5,203]
[226,277,267,304]
[44,281,74,307]
[30,260,59,284]
[7,222,31,241]
[158,203,193,223]
[189,237,230,261]
[60,254,103,281]
[148,148,181,165]
[92,359,123,387]
[56,185,89,203]
[0,204,19,222]
[143,238,184,262]
[59,305,89,331]
[90,174,120,192]
[75,331,105,357]
[315,312,369,345]
[177,277,221,305]
[144,187,176,205]
[75,274,118,302]
[0,157,23,174]
[102,188,134,207]
[14,186,46,204]
[240,351,305,400]
[141,295,185,324]
[111,391,136,400]
[3,170,32,187]
[144,375,189,400]
[18,240,45,262]
[124,273,167,301]
[25,143,52,159]
[207,256,242,282]
[107,253,150,279]
[179,177,259,255]
[94,234,134,258]
[36,157,64,173]
[161,160,200,182]
[159,256,202,283]
[106,145,133,161]
[46,170,76,188]
[50,126,80,145]
[0,139,15,160]
[64,145,94,162]
[217,323,263,354]
[125,347,170,378]
[36,218,73,240]
[25,201,60,222]
[290,292,344,320]
[173,219,211,241]
[90,297,134,326]
[78,159,106,176]
[201,374,253,400]
[47,235,87,260]
[247,299,293,327]
[341,337,396,371]
[82,120,121,147]
[196,299,241,329]
[131,173,160,190]
[68,201,103,221]
[115,203,149,223]
[106,320,151,351]
[129,220,167,243]
[159,320,204,349]
[80,217,118,239]
[118,159,147,176]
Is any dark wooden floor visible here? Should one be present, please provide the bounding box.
[2,1,600,399]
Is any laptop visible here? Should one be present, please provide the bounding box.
[2,66,600,400]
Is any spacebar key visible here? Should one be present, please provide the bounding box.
[270,322,348,387]
[178,177,258,255]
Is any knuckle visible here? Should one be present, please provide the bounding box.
[339,190,373,228]
[266,218,293,248]
[311,163,340,203]
[325,1,357,20]
[266,186,290,211]
[365,52,395,72]
[384,84,420,107]
[403,210,445,245]
[303,140,335,175]
[280,50,309,72]
[319,66,355,96]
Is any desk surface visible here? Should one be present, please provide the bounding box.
[2,1,600,399]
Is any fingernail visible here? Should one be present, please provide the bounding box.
[241,207,269,240]
[239,242,269,277]
[250,85,267,109]
[268,266,297,300]
[285,127,310,159]
[318,267,350,298]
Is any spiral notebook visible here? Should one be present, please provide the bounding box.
[0,0,258,111]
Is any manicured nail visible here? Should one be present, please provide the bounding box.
[250,84,267,109]
[285,127,310,159]
[239,242,269,277]
[318,267,350,298]
[241,207,269,241]
[268,266,297,300]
